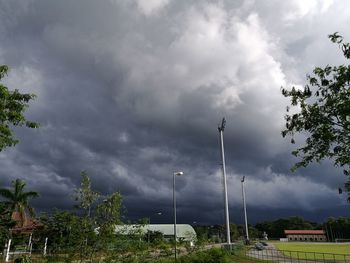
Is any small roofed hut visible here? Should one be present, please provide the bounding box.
[10,211,42,234]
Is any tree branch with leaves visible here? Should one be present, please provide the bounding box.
[0,65,39,151]
[282,32,350,201]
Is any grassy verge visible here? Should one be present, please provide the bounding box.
[13,246,267,262]
[155,246,269,263]
[271,242,350,261]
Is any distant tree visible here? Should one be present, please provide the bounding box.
[255,217,316,238]
[0,65,39,151]
[282,33,350,201]
[0,178,39,226]
[94,192,123,255]
[74,170,100,217]
[247,225,259,239]
[0,202,16,249]
[144,230,164,245]
[324,217,350,241]
[193,225,210,244]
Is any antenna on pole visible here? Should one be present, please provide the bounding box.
[218,117,231,245]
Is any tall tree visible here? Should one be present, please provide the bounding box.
[74,171,100,217]
[0,179,39,226]
[0,65,39,151]
[282,33,350,201]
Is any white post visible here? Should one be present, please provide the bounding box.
[28,233,32,248]
[43,237,48,256]
[28,233,32,252]
[218,118,231,245]
[5,239,11,262]
[241,176,249,242]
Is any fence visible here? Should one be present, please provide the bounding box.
[247,248,350,263]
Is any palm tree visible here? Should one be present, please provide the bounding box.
[0,179,39,226]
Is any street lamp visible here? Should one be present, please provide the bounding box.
[241,176,249,243]
[218,118,231,245]
[173,171,184,262]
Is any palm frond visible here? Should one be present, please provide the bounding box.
[22,191,39,199]
[0,188,15,200]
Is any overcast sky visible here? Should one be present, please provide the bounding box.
[1,0,350,225]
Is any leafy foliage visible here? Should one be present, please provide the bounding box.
[0,178,39,226]
[0,202,16,249]
[255,216,317,239]
[37,172,125,262]
[74,170,100,217]
[324,217,350,241]
[0,65,39,151]
[282,33,350,200]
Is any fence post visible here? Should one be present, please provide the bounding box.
[30,242,33,255]
[27,233,32,251]
[5,239,11,262]
[43,237,48,256]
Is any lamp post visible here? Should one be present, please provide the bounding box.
[241,176,249,243]
[173,171,184,262]
[218,118,231,245]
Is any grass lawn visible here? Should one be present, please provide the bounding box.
[271,242,350,261]
[156,247,270,263]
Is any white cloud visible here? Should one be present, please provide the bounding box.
[118,132,129,143]
[2,65,44,97]
[136,0,170,16]
[113,5,288,130]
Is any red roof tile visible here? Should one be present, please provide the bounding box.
[284,230,325,235]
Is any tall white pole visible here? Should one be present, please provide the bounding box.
[241,176,249,242]
[218,118,231,245]
[173,172,177,262]
[173,171,183,262]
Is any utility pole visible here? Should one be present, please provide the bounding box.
[218,118,231,245]
[241,176,249,243]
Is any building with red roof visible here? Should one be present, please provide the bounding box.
[10,211,42,234]
[284,230,326,242]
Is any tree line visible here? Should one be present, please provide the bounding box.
[193,216,350,242]
[0,173,186,262]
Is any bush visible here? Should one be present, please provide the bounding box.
[176,248,233,263]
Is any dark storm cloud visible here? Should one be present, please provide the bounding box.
[1,0,350,224]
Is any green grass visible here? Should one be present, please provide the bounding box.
[271,242,350,260]
[156,247,269,263]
